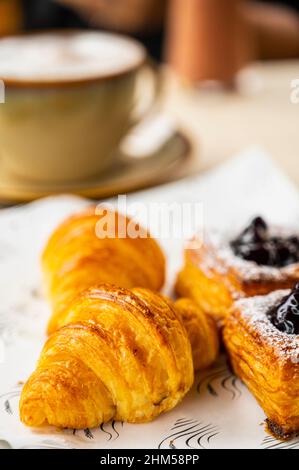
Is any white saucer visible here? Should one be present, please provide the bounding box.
[0,117,194,203]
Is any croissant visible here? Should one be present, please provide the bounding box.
[176,217,299,324]
[224,286,299,440]
[20,284,194,429]
[174,298,219,371]
[42,207,166,334]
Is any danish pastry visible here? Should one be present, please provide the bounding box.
[224,284,299,439]
[42,206,166,334]
[20,284,194,429]
[176,217,299,323]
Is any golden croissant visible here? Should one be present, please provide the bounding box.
[41,206,218,371]
[42,206,166,334]
[20,207,219,429]
[174,298,219,371]
[20,284,194,429]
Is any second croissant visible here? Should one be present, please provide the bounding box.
[20,284,194,429]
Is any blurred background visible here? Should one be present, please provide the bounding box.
[0,0,299,202]
[1,0,299,62]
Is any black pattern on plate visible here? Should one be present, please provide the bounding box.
[74,420,123,442]
[197,359,242,400]
[84,428,94,439]
[100,420,124,441]
[1,389,21,415]
[158,418,219,449]
[4,399,12,415]
[261,435,299,450]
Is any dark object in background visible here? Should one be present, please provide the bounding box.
[18,0,299,63]
[22,0,85,29]
[244,1,299,59]
[21,0,164,60]
[262,0,299,11]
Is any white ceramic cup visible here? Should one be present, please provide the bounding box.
[0,31,159,183]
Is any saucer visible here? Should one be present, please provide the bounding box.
[0,117,194,203]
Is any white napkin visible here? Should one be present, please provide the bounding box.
[1,147,299,449]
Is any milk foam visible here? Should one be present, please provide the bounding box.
[0,32,145,82]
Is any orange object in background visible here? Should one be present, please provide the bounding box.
[57,0,167,33]
[0,0,22,36]
[166,0,254,86]
[244,2,299,60]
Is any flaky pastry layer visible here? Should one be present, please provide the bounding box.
[42,207,166,333]
[20,285,194,429]
[224,291,299,439]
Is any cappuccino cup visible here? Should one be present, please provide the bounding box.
[0,31,158,183]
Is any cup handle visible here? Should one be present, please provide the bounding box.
[128,58,162,129]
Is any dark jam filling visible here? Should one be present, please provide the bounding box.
[230,216,299,268]
[268,283,299,335]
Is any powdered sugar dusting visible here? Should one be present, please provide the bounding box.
[235,290,299,362]
[200,226,299,283]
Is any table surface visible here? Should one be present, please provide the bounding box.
[162,60,299,187]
